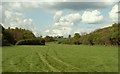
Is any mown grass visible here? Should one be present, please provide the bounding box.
[2,44,118,72]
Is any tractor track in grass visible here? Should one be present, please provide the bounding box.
[23,53,35,71]
[49,55,80,71]
[36,52,60,72]
[25,52,46,72]
[52,49,81,70]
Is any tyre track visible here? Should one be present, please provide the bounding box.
[52,49,81,71]
[25,52,45,72]
[49,55,80,71]
[36,52,60,72]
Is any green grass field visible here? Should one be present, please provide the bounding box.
[2,45,118,72]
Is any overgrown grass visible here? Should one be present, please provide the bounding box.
[2,44,118,72]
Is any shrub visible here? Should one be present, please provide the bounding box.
[44,36,55,42]
[2,40,11,46]
[16,38,45,45]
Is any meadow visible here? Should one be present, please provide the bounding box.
[2,44,118,72]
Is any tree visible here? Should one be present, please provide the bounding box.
[2,27,36,45]
[44,36,55,42]
[23,32,35,39]
[68,35,71,38]
[73,33,81,45]
[79,23,120,46]
[74,33,80,39]
[8,27,10,30]
[16,38,45,45]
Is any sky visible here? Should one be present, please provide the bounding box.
[0,0,119,37]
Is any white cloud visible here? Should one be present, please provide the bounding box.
[23,18,32,24]
[10,2,22,9]
[73,28,94,35]
[5,10,23,19]
[54,11,63,22]
[4,10,38,36]
[45,29,50,33]
[53,13,81,36]
[2,3,42,36]
[109,4,118,23]
[4,10,12,19]
[44,10,105,36]
[82,10,103,24]
[52,27,72,36]
[54,22,74,27]
[60,13,81,23]
[44,12,81,36]
[2,2,118,37]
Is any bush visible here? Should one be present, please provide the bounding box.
[44,36,55,42]
[2,40,11,46]
[16,38,45,45]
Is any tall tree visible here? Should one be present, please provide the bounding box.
[68,35,71,38]
[74,33,80,39]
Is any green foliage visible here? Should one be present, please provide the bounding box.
[1,26,36,45]
[23,31,35,39]
[16,38,45,45]
[54,38,67,44]
[62,23,119,46]
[72,38,81,45]
[63,33,81,45]
[0,24,3,46]
[44,36,55,42]
[68,35,71,38]
[3,30,16,45]
[1,23,119,46]
[5,28,35,43]
[73,33,80,39]
[82,23,120,45]
[0,24,12,46]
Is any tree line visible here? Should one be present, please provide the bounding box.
[0,23,120,46]
[61,23,120,46]
[0,25,45,46]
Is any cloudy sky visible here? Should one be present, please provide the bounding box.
[1,0,119,37]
